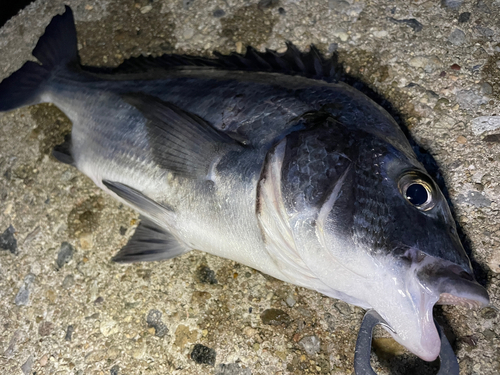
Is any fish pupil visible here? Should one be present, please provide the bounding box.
[406,183,428,206]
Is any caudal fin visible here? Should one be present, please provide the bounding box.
[0,6,79,112]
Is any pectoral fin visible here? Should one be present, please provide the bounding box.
[113,217,188,263]
[122,93,244,179]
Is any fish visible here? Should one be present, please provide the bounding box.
[0,6,489,362]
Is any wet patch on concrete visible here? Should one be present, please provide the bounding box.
[28,104,72,162]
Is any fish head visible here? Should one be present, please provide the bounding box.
[276,125,489,361]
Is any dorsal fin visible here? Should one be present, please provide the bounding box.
[81,44,343,83]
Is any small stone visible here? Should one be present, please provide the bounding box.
[373,30,388,38]
[183,27,194,40]
[196,265,218,284]
[38,321,54,336]
[132,343,146,359]
[94,296,104,305]
[388,18,423,32]
[332,29,349,42]
[174,324,198,348]
[56,242,74,268]
[191,344,216,366]
[450,63,460,70]
[278,7,286,15]
[4,330,21,358]
[213,9,225,18]
[441,0,463,8]
[15,274,35,306]
[21,355,34,375]
[39,354,48,366]
[285,294,296,307]
[458,12,470,23]
[65,325,74,341]
[471,116,500,135]
[448,29,466,46]
[334,301,351,315]
[480,82,493,95]
[146,309,168,337]
[110,365,119,375]
[0,225,17,254]
[456,135,467,144]
[260,308,290,325]
[79,232,93,249]
[243,327,257,337]
[119,226,127,235]
[216,363,252,375]
[298,335,321,356]
[100,320,119,337]
[456,191,491,207]
[62,274,75,289]
[140,5,152,14]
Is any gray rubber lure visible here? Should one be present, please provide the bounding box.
[354,310,459,375]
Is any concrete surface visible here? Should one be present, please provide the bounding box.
[0,0,499,374]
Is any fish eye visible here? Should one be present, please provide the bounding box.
[398,172,435,211]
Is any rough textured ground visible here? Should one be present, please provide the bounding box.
[0,1,499,374]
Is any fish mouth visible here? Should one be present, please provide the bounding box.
[372,254,489,362]
[419,261,490,310]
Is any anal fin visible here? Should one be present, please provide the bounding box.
[113,217,188,263]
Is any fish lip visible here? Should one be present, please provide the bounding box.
[417,259,490,310]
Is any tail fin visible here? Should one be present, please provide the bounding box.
[0,6,79,112]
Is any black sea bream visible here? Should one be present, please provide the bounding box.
[0,6,489,362]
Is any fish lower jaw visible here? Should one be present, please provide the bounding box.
[437,292,486,309]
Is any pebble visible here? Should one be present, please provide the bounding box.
[298,335,321,356]
[110,365,119,375]
[458,12,471,23]
[65,325,74,341]
[450,63,460,70]
[456,191,492,207]
[442,0,463,8]
[21,355,34,375]
[332,28,349,42]
[196,265,218,284]
[4,330,21,358]
[334,301,351,315]
[448,28,466,46]
[183,27,194,40]
[191,344,216,366]
[140,5,152,14]
[216,363,252,375]
[146,309,168,337]
[480,82,493,95]
[56,242,75,269]
[285,294,296,307]
[62,274,75,289]
[456,135,467,144]
[388,18,423,32]
[455,89,487,109]
[260,308,290,325]
[0,225,17,254]
[100,319,119,337]
[213,9,225,18]
[15,274,35,306]
[471,116,500,135]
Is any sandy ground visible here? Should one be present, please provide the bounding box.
[0,0,499,374]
